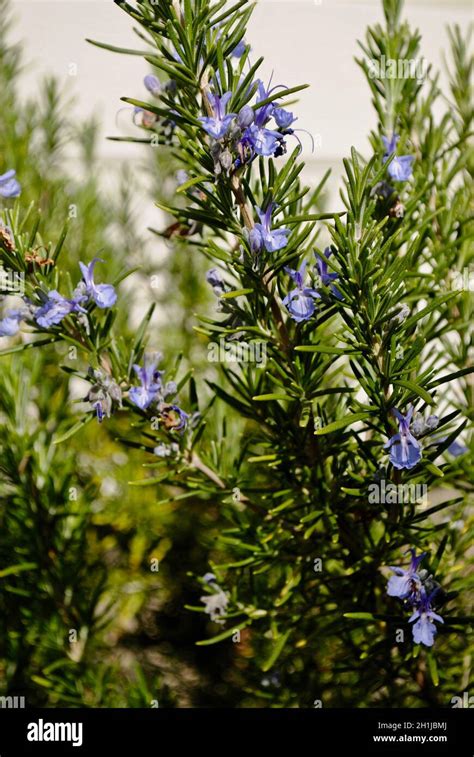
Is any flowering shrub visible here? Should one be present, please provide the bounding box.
[1,0,472,707]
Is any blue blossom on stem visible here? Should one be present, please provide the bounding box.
[237,105,254,129]
[386,548,425,599]
[78,258,117,308]
[409,589,444,647]
[129,355,163,410]
[87,369,122,423]
[241,80,283,157]
[315,248,343,299]
[199,92,236,139]
[206,268,227,295]
[232,40,247,58]
[283,262,321,323]
[0,308,24,337]
[249,204,290,254]
[144,74,161,97]
[35,291,86,328]
[382,134,414,182]
[384,406,422,470]
[447,439,468,457]
[273,107,297,129]
[0,170,21,199]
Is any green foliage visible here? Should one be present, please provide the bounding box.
[0,0,472,708]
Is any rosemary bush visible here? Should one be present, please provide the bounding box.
[1,0,472,708]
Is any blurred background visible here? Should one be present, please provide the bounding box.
[13,0,473,207]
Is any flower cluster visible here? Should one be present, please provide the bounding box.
[282,248,342,322]
[0,257,116,337]
[86,368,123,423]
[199,78,298,176]
[128,353,188,433]
[387,550,444,647]
[199,573,229,625]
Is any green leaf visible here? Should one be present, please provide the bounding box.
[252,393,293,402]
[53,414,94,444]
[261,629,292,672]
[196,620,251,646]
[315,412,372,435]
[393,379,434,405]
[0,562,37,579]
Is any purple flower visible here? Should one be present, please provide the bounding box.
[382,134,414,182]
[282,262,321,323]
[206,268,227,295]
[237,105,254,129]
[144,74,161,97]
[409,589,444,647]
[249,204,290,254]
[232,40,247,58]
[199,92,236,139]
[240,80,285,157]
[129,355,163,411]
[78,258,117,308]
[273,107,297,129]
[243,124,282,157]
[384,406,422,470]
[35,290,86,328]
[0,170,21,199]
[0,308,24,337]
[447,439,468,457]
[315,248,343,299]
[387,549,425,599]
[87,369,122,423]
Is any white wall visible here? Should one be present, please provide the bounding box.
[11,0,473,205]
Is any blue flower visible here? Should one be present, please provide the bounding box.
[387,548,425,599]
[240,80,284,157]
[384,406,422,470]
[273,107,297,129]
[87,369,122,423]
[35,290,86,328]
[144,74,161,97]
[78,258,117,308]
[237,105,254,129]
[382,134,414,182]
[232,40,247,58]
[447,439,468,457]
[315,248,343,299]
[206,268,227,295]
[199,92,236,139]
[243,124,282,157]
[129,355,163,410]
[409,589,444,647]
[0,170,21,199]
[0,308,24,337]
[249,204,290,254]
[282,262,321,323]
